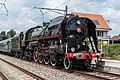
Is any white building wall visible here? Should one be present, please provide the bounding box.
[96,29,109,40]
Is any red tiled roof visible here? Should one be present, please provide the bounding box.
[71,12,111,30]
[112,35,120,40]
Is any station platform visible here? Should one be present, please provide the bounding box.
[102,59,120,68]
[97,59,120,74]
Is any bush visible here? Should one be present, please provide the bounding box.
[102,44,120,59]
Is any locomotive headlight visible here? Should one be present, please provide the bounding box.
[76,28,82,33]
[77,20,81,24]
[71,47,75,52]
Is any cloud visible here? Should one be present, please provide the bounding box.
[0,17,37,33]
[0,0,120,36]
[68,0,120,36]
[99,7,120,36]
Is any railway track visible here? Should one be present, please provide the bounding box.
[0,58,45,80]
[0,71,8,80]
[38,63,120,80]
[72,68,120,80]
[0,54,120,80]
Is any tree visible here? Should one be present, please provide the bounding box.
[7,29,16,38]
[43,22,50,27]
[0,31,6,35]
[1,35,8,40]
[0,31,8,40]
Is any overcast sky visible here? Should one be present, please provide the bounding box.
[0,0,120,36]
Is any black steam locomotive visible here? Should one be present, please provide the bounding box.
[0,14,101,69]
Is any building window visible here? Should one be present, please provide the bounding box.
[92,20,100,25]
[102,31,103,36]
[97,31,104,37]
[97,31,100,36]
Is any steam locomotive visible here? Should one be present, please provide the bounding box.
[0,14,101,69]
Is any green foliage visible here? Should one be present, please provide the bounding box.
[103,44,120,59]
[1,31,6,35]
[7,29,16,38]
[1,35,8,40]
[98,41,104,49]
[0,31,8,40]
[0,29,16,40]
[43,22,50,27]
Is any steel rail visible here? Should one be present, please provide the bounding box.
[0,58,45,80]
[0,71,8,80]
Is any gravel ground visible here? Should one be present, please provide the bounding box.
[0,73,4,80]
[0,59,34,80]
[0,54,97,80]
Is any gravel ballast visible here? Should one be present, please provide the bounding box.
[0,59,34,80]
[0,54,96,80]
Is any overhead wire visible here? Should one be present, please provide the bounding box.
[12,0,48,31]
[32,0,71,20]
[0,0,6,10]
[0,3,3,11]
[32,0,96,28]
[68,0,95,8]
[18,0,48,20]
[0,0,8,16]
[22,0,70,32]
[33,13,60,27]
[7,0,70,33]
[96,0,112,14]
